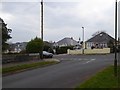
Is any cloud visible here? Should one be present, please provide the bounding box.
[1,2,40,42]
[44,0,114,41]
[0,12,15,23]
[1,0,116,43]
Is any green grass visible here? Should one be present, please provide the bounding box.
[76,66,120,88]
[0,68,2,73]
[2,61,59,75]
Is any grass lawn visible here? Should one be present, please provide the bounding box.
[76,66,120,88]
[0,68,1,73]
[2,60,59,75]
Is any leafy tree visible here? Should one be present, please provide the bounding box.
[26,37,43,53]
[1,18,12,51]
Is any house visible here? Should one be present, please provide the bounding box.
[8,42,28,53]
[86,32,115,49]
[53,37,79,47]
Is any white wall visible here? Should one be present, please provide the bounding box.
[67,48,110,55]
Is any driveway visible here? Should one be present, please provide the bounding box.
[3,54,114,88]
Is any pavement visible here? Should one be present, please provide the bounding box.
[2,53,114,88]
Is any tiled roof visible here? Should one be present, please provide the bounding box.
[57,37,78,46]
[86,32,115,43]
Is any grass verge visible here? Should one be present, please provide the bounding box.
[2,61,59,75]
[0,68,1,73]
[76,66,120,88]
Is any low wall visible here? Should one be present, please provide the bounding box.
[67,48,110,55]
[67,49,82,55]
[2,54,40,64]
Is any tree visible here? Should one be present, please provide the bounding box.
[26,37,43,53]
[1,18,12,51]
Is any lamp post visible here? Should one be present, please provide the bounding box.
[114,0,118,76]
[82,27,84,54]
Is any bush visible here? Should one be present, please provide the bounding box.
[20,50,26,54]
[118,45,120,52]
[43,45,50,51]
[56,46,74,54]
[43,45,54,54]
[26,37,43,53]
[107,40,115,53]
[43,41,54,54]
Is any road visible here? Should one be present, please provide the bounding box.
[3,54,114,88]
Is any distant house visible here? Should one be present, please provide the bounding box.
[53,37,79,47]
[86,32,115,49]
[8,42,28,53]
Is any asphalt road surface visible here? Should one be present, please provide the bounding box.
[3,54,114,88]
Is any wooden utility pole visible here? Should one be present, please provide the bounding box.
[82,27,84,54]
[41,0,43,40]
[40,0,43,59]
[114,0,117,76]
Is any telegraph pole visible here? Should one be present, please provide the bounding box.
[82,27,84,54]
[40,0,43,59]
[114,0,118,76]
[41,0,43,40]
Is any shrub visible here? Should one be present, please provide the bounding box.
[26,37,43,53]
[56,46,74,54]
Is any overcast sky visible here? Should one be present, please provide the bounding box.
[0,0,119,43]
[118,2,120,38]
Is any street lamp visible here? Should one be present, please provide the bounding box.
[82,27,84,54]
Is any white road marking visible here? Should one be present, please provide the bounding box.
[84,59,88,60]
[83,59,96,64]
[60,58,64,60]
[91,59,96,60]
[71,58,76,60]
[85,61,91,64]
[60,58,96,63]
[78,59,82,60]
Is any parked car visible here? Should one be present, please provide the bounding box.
[43,51,53,58]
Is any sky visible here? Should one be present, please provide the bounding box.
[0,0,119,43]
[118,2,120,38]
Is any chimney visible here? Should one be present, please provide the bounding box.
[71,37,73,39]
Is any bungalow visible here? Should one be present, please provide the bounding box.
[8,42,28,53]
[86,32,115,49]
[53,37,79,47]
